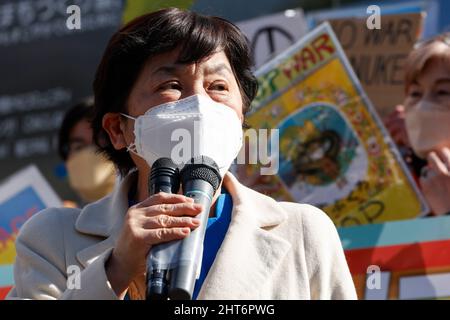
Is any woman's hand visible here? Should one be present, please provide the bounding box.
[420,147,450,216]
[105,192,202,298]
[384,104,410,147]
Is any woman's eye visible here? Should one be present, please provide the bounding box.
[209,82,228,91]
[159,81,182,91]
[408,91,422,98]
[437,90,450,96]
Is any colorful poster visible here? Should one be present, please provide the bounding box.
[0,165,61,299]
[236,23,428,227]
[339,216,450,300]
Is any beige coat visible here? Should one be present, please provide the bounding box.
[7,171,357,300]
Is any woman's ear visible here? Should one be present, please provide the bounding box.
[102,113,129,150]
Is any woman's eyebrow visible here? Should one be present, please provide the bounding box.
[152,65,179,77]
[435,78,450,85]
[151,63,233,78]
[204,63,233,76]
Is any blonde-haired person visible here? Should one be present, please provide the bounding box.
[386,33,450,216]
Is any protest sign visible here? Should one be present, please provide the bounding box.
[0,165,61,299]
[236,23,428,227]
[306,4,426,117]
[339,216,450,299]
[326,12,424,118]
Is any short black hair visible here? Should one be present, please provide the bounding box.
[58,97,94,161]
[92,7,258,177]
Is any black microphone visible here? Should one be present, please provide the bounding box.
[169,155,221,300]
[146,157,180,300]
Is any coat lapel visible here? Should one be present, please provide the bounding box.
[75,172,137,268]
[197,173,292,299]
[73,170,292,299]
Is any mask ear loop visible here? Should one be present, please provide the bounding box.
[126,142,139,155]
[119,113,140,156]
[120,113,136,121]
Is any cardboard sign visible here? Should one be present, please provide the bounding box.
[339,216,450,300]
[324,13,424,118]
[235,23,428,227]
[0,165,61,299]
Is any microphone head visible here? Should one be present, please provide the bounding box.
[151,157,179,171]
[149,157,180,194]
[180,156,221,194]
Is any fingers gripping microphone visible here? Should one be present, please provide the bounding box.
[169,155,221,300]
[146,158,180,300]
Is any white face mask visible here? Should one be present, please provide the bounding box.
[121,94,243,177]
[405,101,450,158]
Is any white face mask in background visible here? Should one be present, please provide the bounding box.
[405,100,450,158]
[121,94,243,177]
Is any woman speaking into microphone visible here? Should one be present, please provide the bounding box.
[7,8,356,300]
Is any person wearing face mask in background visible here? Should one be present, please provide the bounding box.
[385,33,450,217]
[7,9,356,300]
[57,98,118,206]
